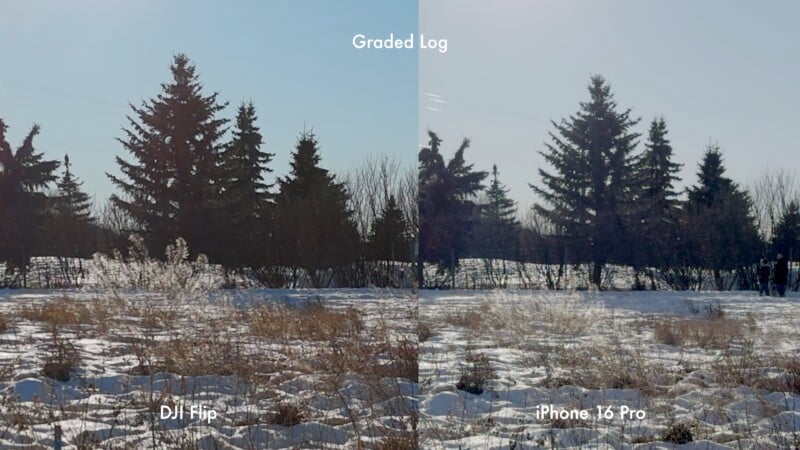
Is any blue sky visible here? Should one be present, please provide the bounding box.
[420,0,800,211]
[0,0,418,203]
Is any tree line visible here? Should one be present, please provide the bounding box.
[419,75,799,290]
[0,54,414,288]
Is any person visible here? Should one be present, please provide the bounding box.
[757,258,771,296]
[773,253,789,298]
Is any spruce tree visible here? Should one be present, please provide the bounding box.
[485,165,518,226]
[0,120,60,282]
[687,145,735,207]
[274,131,359,286]
[472,164,519,259]
[52,154,94,257]
[632,117,682,268]
[369,195,410,262]
[771,200,800,260]
[532,76,640,287]
[55,155,93,223]
[684,144,761,288]
[108,54,228,258]
[418,131,487,278]
[219,101,274,269]
[418,131,448,286]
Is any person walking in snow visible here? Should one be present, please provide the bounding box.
[757,258,771,296]
[773,253,789,298]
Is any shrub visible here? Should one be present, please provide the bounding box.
[456,352,495,395]
[249,302,362,342]
[662,422,693,444]
[651,316,746,350]
[376,435,417,450]
[42,337,80,382]
[784,356,800,394]
[269,402,304,427]
[92,234,221,301]
[443,310,484,330]
[419,321,434,342]
[0,312,8,334]
[653,319,684,346]
[385,339,419,381]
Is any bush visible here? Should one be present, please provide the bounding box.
[269,402,304,427]
[0,312,8,334]
[92,234,221,301]
[419,321,434,342]
[456,352,495,395]
[376,435,417,450]
[662,422,693,444]
[651,315,747,350]
[42,337,80,382]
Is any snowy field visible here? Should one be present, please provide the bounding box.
[0,289,418,449]
[419,290,800,449]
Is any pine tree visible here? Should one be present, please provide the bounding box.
[687,144,735,207]
[0,120,60,282]
[632,117,682,268]
[532,76,640,287]
[218,101,274,269]
[472,164,519,259]
[683,144,761,288]
[108,54,228,258]
[771,200,800,260]
[55,155,93,223]
[485,165,518,225]
[52,154,94,257]
[274,131,359,286]
[418,131,487,278]
[368,195,410,262]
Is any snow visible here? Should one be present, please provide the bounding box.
[419,290,800,449]
[0,288,417,449]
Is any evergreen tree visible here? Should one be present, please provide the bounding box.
[0,120,60,282]
[632,117,682,268]
[368,195,410,262]
[683,144,761,288]
[532,76,640,287]
[418,131,448,286]
[771,200,800,260]
[418,131,487,279]
[108,54,228,258]
[485,165,518,226]
[52,154,94,257]
[55,155,93,223]
[687,145,736,207]
[273,131,359,286]
[218,101,274,269]
[471,164,519,259]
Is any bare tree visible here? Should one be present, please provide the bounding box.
[96,198,140,253]
[749,168,799,242]
[343,155,415,241]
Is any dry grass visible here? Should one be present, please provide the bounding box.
[248,302,362,342]
[662,422,694,444]
[443,310,485,330]
[268,402,304,427]
[0,311,8,334]
[154,334,258,378]
[548,345,663,395]
[42,337,81,382]
[376,434,418,450]
[783,356,800,394]
[2,293,417,448]
[418,321,435,342]
[456,352,495,395]
[652,315,753,349]
[14,296,118,336]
